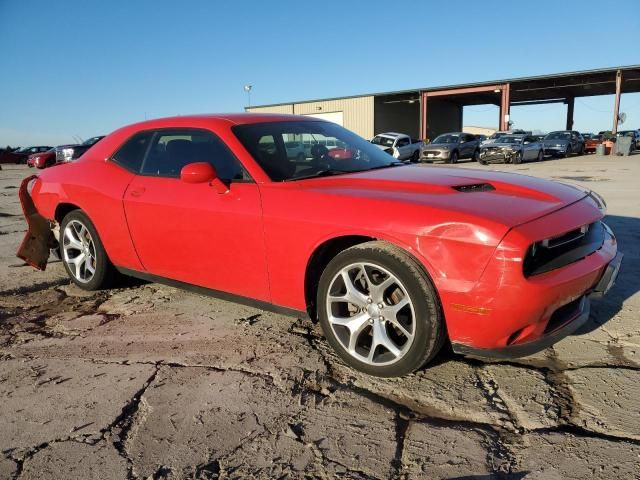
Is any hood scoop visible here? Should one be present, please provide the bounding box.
[452,183,496,193]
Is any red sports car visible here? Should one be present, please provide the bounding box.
[17,114,622,377]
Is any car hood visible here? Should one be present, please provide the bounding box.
[423,143,456,150]
[483,142,521,148]
[295,165,588,229]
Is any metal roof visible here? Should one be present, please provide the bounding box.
[248,64,640,109]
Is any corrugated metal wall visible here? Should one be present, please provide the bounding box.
[246,104,294,115]
[247,96,374,139]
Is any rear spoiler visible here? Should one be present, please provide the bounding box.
[16,175,57,270]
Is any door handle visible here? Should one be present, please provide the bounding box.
[129,187,146,198]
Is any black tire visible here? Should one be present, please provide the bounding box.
[60,210,115,290]
[411,150,420,163]
[512,151,523,164]
[317,241,445,377]
[579,144,585,156]
[472,149,480,162]
[537,150,543,162]
[447,151,458,164]
[564,146,572,158]
[479,159,488,165]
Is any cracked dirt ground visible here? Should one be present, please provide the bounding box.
[1,156,639,480]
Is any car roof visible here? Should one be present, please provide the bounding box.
[126,113,321,130]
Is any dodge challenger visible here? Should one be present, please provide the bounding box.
[17,114,622,377]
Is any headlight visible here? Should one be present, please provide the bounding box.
[61,148,74,161]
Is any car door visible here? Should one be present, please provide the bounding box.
[459,135,471,157]
[395,137,410,159]
[523,136,535,160]
[122,127,270,302]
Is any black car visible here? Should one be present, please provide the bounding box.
[1,145,53,164]
[55,136,104,163]
[542,131,585,157]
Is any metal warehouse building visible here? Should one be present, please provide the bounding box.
[247,65,640,140]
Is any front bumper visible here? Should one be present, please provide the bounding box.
[544,145,567,155]
[443,196,620,358]
[420,149,450,161]
[479,148,518,163]
[452,251,622,358]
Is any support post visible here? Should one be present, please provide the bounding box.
[499,84,511,131]
[612,70,622,134]
[566,97,575,130]
[421,92,429,140]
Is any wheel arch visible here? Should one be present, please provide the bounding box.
[54,202,82,224]
[303,233,441,321]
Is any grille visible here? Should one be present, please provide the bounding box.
[421,150,441,156]
[523,222,604,277]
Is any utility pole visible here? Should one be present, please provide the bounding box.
[244,85,252,108]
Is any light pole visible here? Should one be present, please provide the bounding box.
[244,85,252,108]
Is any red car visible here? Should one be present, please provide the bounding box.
[27,148,56,168]
[17,114,622,377]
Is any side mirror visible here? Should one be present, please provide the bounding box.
[180,162,229,194]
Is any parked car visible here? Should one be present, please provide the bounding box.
[581,133,595,140]
[55,136,104,163]
[371,132,422,162]
[28,145,78,169]
[478,135,544,165]
[420,132,480,163]
[284,141,306,161]
[584,134,605,154]
[616,130,640,151]
[1,146,52,164]
[18,114,621,377]
[543,131,585,157]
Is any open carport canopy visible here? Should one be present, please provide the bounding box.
[417,65,640,138]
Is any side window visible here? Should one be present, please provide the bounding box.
[396,137,409,147]
[111,131,154,173]
[140,129,249,182]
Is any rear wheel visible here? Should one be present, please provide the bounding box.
[317,241,445,377]
[472,149,480,162]
[411,150,420,163]
[60,210,114,290]
[537,150,544,162]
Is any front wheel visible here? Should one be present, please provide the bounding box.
[447,151,458,164]
[512,151,523,164]
[564,146,572,158]
[317,241,445,377]
[60,210,115,290]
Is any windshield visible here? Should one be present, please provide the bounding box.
[371,135,395,147]
[82,136,103,146]
[488,132,506,140]
[233,121,401,181]
[432,134,460,144]
[497,135,523,144]
[545,132,570,140]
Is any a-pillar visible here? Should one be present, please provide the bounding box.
[612,70,622,134]
[566,97,575,130]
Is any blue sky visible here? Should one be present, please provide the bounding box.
[1,0,639,146]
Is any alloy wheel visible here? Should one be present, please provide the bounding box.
[325,262,415,366]
[62,219,97,283]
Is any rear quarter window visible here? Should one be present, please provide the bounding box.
[111,131,154,173]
